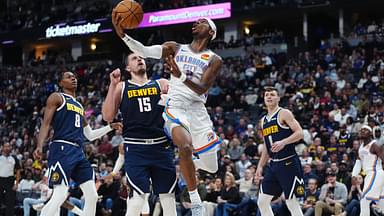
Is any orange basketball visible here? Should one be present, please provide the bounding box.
[112,0,143,29]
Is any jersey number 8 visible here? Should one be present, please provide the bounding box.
[137,97,152,112]
[75,114,81,127]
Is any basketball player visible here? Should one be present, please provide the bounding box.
[351,125,384,216]
[102,53,177,216]
[33,71,122,216]
[256,87,304,216]
[112,17,222,215]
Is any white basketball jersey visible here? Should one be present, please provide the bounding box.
[359,140,382,174]
[168,44,217,104]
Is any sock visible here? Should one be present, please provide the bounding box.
[71,206,83,215]
[188,189,201,204]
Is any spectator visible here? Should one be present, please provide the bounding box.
[236,168,253,194]
[235,154,252,178]
[0,142,21,216]
[340,174,363,216]
[98,135,113,158]
[97,175,119,215]
[314,171,348,216]
[17,171,35,193]
[204,177,222,216]
[302,178,320,216]
[228,138,243,161]
[22,172,52,216]
[215,173,241,216]
[303,163,318,187]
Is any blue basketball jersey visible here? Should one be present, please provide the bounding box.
[262,107,296,159]
[120,80,165,139]
[52,93,84,145]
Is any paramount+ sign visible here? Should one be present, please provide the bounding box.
[45,22,101,38]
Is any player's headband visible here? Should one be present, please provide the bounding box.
[201,17,217,40]
[361,125,372,132]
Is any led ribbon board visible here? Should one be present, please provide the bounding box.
[138,2,231,28]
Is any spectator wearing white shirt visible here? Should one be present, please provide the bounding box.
[23,172,52,216]
[0,143,21,216]
[18,171,35,193]
[235,154,252,178]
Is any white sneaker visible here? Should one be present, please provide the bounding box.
[191,203,204,216]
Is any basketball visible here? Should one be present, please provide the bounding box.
[112,0,143,29]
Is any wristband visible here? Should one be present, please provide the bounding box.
[179,72,187,82]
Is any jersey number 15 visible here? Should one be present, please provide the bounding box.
[137,97,152,112]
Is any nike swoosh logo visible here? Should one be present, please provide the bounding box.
[285,161,292,166]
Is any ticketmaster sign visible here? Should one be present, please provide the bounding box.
[45,23,101,38]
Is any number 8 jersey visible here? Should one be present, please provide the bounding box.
[120,80,165,139]
[52,93,84,145]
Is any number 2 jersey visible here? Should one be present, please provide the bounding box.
[120,80,166,140]
[169,44,219,104]
[52,93,84,145]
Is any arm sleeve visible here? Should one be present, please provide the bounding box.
[352,160,361,177]
[122,34,162,59]
[112,154,124,174]
[83,125,113,141]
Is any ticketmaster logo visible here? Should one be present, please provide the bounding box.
[45,23,101,38]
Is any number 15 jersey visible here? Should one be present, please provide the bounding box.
[120,80,165,139]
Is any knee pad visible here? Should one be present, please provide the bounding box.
[80,181,98,202]
[285,198,304,216]
[159,193,177,216]
[126,192,148,216]
[257,193,273,212]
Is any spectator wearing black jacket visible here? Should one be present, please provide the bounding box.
[215,173,241,216]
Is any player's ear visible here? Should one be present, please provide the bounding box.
[208,29,214,39]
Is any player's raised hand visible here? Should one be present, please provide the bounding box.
[271,140,285,152]
[164,55,181,78]
[110,122,123,131]
[110,68,121,86]
[112,9,125,38]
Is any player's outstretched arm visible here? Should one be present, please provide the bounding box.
[165,55,223,95]
[112,16,178,59]
[34,93,62,160]
[271,109,304,153]
[83,120,122,142]
[102,68,123,122]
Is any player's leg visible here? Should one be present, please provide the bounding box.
[159,194,177,216]
[164,103,203,215]
[286,197,304,216]
[150,144,177,216]
[141,196,150,216]
[125,191,149,216]
[72,158,98,216]
[374,172,384,213]
[42,146,72,216]
[276,157,304,216]
[78,180,98,216]
[257,193,274,216]
[360,171,382,216]
[258,165,282,216]
[40,182,69,216]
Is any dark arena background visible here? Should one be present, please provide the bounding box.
[1,0,384,215]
